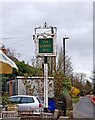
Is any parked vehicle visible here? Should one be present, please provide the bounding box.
[6,95,43,112]
[0,104,4,111]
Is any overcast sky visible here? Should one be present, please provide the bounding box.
[0,1,93,80]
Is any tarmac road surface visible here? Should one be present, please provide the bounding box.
[73,96,95,118]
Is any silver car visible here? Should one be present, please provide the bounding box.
[7,95,43,111]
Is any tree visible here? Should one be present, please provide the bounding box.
[73,79,84,91]
[6,48,20,58]
[65,56,73,77]
[72,72,92,95]
[83,80,92,95]
[73,73,86,84]
[69,86,80,98]
[57,48,63,73]
[57,47,73,77]
[6,48,16,57]
[54,72,65,98]
[54,72,72,99]
[93,82,95,94]
[16,61,43,76]
[23,77,34,95]
[93,69,95,94]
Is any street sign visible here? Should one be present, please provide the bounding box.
[39,38,53,53]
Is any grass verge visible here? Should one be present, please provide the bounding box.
[72,97,79,104]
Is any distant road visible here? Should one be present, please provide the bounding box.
[73,96,95,118]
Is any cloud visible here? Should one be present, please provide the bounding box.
[1,2,93,77]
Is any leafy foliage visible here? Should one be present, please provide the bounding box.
[83,80,92,95]
[93,82,95,94]
[15,61,43,76]
[23,79,34,95]
[69,86,80,98]
[54,72,72,99]
[2,92,9,106]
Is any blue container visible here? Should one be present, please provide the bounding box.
[48,98,56,113]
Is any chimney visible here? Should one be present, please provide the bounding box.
[0,45,7,54]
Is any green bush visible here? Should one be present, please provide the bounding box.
[2,92,9,106]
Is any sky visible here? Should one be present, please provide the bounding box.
[0,0,93,80]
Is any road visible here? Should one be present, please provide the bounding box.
[73,96,95,118]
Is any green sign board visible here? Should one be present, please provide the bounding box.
[39,38,53,53]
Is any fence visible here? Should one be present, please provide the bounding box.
[1,111,57,120]
[18,111,56,120]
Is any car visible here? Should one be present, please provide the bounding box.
[6,95,43,112]
[0,104,4,111]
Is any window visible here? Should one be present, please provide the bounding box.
[36,96,44,103]
[13,81,15,95]
[10,97,21,103]
[21,97,34,103]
